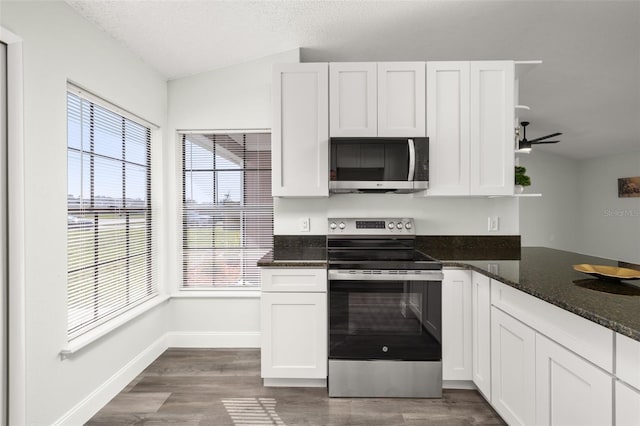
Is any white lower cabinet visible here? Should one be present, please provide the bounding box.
[535,333,613,426]
[472,273,491,398]
[616,333,640,390]
[491,307,536,426]
[260,268,327,385]
[442,269,472,382]
[616,381,640,426]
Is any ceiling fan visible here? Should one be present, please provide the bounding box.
[517,121,562,153]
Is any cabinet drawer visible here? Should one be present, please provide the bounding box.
[616,333,640,390]
[491,280,613,372]
[261,268,327,292]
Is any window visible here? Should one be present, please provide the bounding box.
[181,132,272,288]
[67,84,156,338]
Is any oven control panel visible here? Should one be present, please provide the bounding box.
[328,218,415,235]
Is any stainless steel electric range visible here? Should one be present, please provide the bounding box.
[327,218,444,398]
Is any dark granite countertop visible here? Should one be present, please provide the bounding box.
[257,235,327,267]
[257,248,327,267]
[443,247,640,342]
[257,237,640,342]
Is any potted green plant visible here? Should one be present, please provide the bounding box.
[515,166,531,193]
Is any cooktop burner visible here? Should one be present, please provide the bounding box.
[327,218,442,271]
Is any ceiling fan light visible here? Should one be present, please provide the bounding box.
[518,139,532,153]
[516,147,532,154]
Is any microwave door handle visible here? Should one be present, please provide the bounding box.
[407,138,416,181]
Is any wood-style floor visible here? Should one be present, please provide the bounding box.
[87,349,505,425]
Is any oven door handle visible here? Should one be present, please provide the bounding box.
[328,270,443,282]
[407,138,416,181]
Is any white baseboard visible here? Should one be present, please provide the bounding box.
[443,380,477,390]
[263,378,326,388]
[53,334,169,426]
[166,331,261,348]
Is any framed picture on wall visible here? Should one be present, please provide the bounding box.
[618,176,640,198]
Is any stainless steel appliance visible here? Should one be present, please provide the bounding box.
[329,137,429,193]
[327,218,443,398]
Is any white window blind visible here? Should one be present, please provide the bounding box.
[181,132,272,288]
[67,86,156,338]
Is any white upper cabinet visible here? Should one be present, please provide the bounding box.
[470,61,515,196]
[329,63,377,137]
[272,63,329,197]
[378,62,426,137]
[425,61,515,196]
[329,62,425,137]
[426,62,471,195]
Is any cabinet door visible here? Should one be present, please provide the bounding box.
[272,63,329,197]
[616,381,640,426]
[329,62,377,137]
[616,332,640,390]
[472,272,491,399]
[426,61,470,195]
[469,61,515,196]
[261,292,327,379]
[442,269,472,381]
[491,307,535,426]
[535,334,613,426]
[377,62,426,137]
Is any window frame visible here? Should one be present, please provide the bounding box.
[66,83,159,339]
[179,130,273,290]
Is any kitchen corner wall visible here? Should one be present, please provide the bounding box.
[520,150,640,264]
[577,152,640,263]
[1,2,168,425]
[518,150,580,251]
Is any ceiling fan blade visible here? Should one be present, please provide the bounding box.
[531,140,560,144]
[529,132,562,143]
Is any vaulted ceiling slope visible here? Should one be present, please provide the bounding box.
[65,0,640,160]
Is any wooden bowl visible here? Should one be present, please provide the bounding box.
[572,264,640,281]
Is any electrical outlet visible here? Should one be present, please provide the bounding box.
[488,263,499,274]
[488,216,499,232]
[299,217,310,232]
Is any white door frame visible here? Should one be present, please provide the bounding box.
[0,25,26,426]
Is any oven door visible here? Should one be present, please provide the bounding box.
[328,270,442,362]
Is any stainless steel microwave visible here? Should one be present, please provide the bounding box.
[329,137,429,193]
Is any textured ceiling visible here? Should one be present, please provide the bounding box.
[65,0,640,160]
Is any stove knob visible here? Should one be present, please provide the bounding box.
[330,222,337,230]
[396,222,403,230]
[387,221,395,229]
[405,222,412,230]
[338,222,346,230]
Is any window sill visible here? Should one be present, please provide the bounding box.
[60,295,170,359]
[171,289,261,299]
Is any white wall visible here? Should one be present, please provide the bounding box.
[0,2,169,424]
[168,296,261,347]
[520,149,640,264]
[519,150,580,250]
[165,49,301,346]
[577,152,640,263]
[166,48,300,291]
